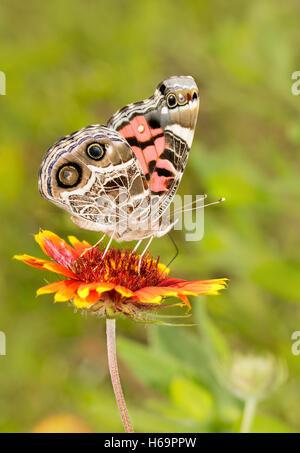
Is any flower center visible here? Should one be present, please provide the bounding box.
[72,247,166,291]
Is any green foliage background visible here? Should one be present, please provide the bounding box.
[0,0,299,433]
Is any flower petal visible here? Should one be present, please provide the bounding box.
[35,230,79,267]
[14,229,228,316]
[157,263,169,278]
[37,280,81,303]
[158,278,186,287]
[84,290,102,304]
[133,287,178,304]
[177,294,191,309]
[68,235,91,253]
[73,294,95,308]
[37,280,69,296]
[114,286,134,298]
[14,254,78,279]
[54,281,81,302]
[159,278,228,295]
[134,278,228,304]
[77,282,115,299]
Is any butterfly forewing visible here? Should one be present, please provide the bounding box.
[107,76,199,216]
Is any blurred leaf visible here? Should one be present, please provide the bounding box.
[131,404,200,433]
[150,325,218,389]
[253,260,300,301]
[208,170,267,207]
[170,378,214,423]
[193,303,231,363]
[0,143,24,203]
[118,336,192,394]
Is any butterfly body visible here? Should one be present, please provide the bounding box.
[39,76,199,242]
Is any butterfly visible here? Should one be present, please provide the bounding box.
[39,76,200,250]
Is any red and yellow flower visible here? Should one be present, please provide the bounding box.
[14,230,227,320]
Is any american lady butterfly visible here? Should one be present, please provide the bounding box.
[39,76,200,247]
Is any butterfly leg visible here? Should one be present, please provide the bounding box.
[90,233,114,273]
[94,233,106,247]
[133,239,142,253]
[138,236,153,273]
[79,233,106,258]
[102,232,115,259]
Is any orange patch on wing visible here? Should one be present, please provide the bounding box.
[143,145,158,165]
[150,173,172,192]
[153,135,165,156]
[131,146,148,174]
[131,116,152,142]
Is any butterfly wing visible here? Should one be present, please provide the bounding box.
[39,125,151,240]
[107,76,200,215]
[39,77,200,242]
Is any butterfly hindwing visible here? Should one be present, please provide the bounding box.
[38,125,151,239]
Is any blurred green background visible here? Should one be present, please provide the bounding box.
[1,0,300,433]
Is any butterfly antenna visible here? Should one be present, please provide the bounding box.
[175,197,226,214]
[166,232,179,268]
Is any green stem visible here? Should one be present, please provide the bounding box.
[106,318,134,433]
[240,397,257,433]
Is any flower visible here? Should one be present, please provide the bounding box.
[14,230,228,321]
[226,352,287,401]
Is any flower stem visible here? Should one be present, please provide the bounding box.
[240,397,257,433]
[106,317,134,433]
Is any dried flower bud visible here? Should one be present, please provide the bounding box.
[226,352,287,401]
